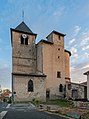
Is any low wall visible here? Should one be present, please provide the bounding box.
[73,101,89,109]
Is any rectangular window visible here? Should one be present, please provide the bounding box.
[57,71,61,78]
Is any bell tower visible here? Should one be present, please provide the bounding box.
[11,22,37,74]
[10,21,46,102]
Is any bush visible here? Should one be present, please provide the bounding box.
[7,97,12,103]
[31,99,40,106]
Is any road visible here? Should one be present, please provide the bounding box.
[0,102,8,113]
[0,102,68,119]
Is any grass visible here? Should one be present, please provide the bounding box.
[31,98,73,108]
[45,99,73,107]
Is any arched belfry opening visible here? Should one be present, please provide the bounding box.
[28,80,33,92]
[21,34,28,45]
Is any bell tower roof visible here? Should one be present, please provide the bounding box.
[10,21,37,46]
[15,21,33,33]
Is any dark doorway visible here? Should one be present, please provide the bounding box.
[72,89,78,99]
[84,86,87,99]
[46,90,50,99]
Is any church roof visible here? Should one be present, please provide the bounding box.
[46,30,66,39]
[15,21,33,33]
[10,21,37,45]
[37,39,53,45]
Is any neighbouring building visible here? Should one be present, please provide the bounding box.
[0,89,12,101]
[66,82,87,99]
[84,71,89,100]
[11,21,71,102]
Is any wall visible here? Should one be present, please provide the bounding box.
[12,31,36,74]
[87,75,89,100]
[66,82,85,99]
[13,75,46,102]
[65,52,70,82]
[42,33,66,99]
[36,42,43,73]
[12,30,46,102]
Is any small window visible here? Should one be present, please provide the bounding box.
[59,84,63,92]
[58,48,60,51]
[58,56,60,59]
[57,71,61,78]
[28,80,33,92]
[59,35,60,39]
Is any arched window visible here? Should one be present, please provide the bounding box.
[28,80,33,92]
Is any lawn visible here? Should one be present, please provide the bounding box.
[31,99,73,107]
[45,99,73,107]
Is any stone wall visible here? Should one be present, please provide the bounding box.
[66,82,85,99]
[42,33,67,99]
[13,75,46,102]
[87,75,89,100]
[12,31,36,74]
[36,42,43,73]
[65,52,70,80]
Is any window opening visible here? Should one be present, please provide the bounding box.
[57,71,61,78]
[28,80,33,92]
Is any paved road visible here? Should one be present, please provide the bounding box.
[0,102,8,113]
[0,103,68,119]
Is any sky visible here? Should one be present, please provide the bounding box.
[0,0,89,90]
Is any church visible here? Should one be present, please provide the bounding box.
[10,21,71,102]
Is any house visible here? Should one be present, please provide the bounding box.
[84,71,89,100]
[66,82,87,99]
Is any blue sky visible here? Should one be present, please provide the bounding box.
[0,0,89,90]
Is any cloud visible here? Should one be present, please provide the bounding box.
[53,6,65,18]
[73,25,81,36]
[70,62,89,83]
[73,53,78,58]
[82,45,89,50]
[82,64,89,69]
[70,46,79,67]
[69,38,75,45]
[80,52,89,60]
[0,64,11,90]
[3,64,9,68]
[80,31,89,46]
[70,47,77,55]
[80,31,89,51]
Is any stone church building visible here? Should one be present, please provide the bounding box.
[10,21,71,102]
